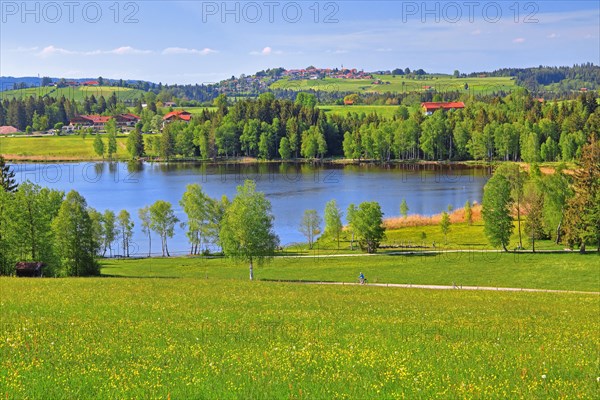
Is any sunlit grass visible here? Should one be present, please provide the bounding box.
[1,278,597,398]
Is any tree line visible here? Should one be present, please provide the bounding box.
[469,63,600,93]
[482,138,599,252]
[135,91,598,164]
[0,158,389,278]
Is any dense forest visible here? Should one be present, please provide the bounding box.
[149,91,599,163]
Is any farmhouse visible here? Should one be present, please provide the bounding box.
[15,262,45,277]
[69,114,140,131]
[162,110,192,129]
[115,113,141,127]
[82,80,100,86]
[163,101,177,107]
[69,115,112,130]
[0,125,19,135]
[421,101,465,115]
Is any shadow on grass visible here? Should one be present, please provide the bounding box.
[100,274,182,279]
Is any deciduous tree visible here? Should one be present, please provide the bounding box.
[149,200,179,257]
[300,209,322,250]
[220,180,279,280]
[52,190,99,276]
[117,210,134,257]
[482,173,513,251]
[324,200,343,249]
[349,201,385,253]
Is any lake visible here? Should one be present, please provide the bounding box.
[12,162,491,256]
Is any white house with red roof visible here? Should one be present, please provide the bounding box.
[421,102,465,115]
[162,110,192,129]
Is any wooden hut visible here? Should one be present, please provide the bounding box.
[15,262,45,277]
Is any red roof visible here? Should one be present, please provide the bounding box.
[163,110,192,121]
[0,125,19,134]
[421,102,465,112]
[118,113,140,120]
[83,80,99,86]
[85,115,112,123]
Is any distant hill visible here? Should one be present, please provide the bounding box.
[1,64,597,103]
[0,76,156,92]
[0,76,45,91]
[0,85,148,102]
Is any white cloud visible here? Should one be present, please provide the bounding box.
[512,38,526,43]
[39,45,75,57]
[250,46,282,56]
[109,46,152,55]
[325,49,349,55]
[375,48,393,52]
[37,45,153,57]
[547,33,559,39]
[162,47,217,56]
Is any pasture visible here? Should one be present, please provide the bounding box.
[1,274,598,399]
[318,105,401,118]
[271,75,517,95]
[0,134,130,161]
[0,86,146,102]
[101,252,600,292]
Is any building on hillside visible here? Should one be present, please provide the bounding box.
[82,80,100,86]
[0,125,19,135]
[421,101,465,116]
[343,99,354,105]
[115,113,141,128]
[15,262,45,277]
[69,114,140,131]
[163,102,177,107]
[162,110,192,129]
[69,115,112,130]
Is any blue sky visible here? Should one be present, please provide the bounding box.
[1,1,598,84]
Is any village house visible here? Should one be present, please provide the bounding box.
[115,113,141,128]
[68,113,140,131]
[421,101,465,116]
[69,115,113,131]
[162,110,192,129]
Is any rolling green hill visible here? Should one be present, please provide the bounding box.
[271,74,517,95]
[0,85,146,101]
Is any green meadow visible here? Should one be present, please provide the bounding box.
[271,75,517,95]
[101,251,600,292]
[1,265,598,398]
[318,105,401,118]
[0,134,130,160]
[0,86,146,102]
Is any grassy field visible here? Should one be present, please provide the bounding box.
[271,75,517,95]
[318,105,401,118]
[100,252,600,292]
[1,276,598,398]
[151,106,217,116]
[0,86,146,102]
[0,134,130,160]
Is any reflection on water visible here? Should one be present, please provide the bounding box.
[12,162,491,256]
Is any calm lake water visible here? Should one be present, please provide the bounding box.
[12,162,491,256]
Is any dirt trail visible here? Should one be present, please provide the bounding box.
[275,280,599,295]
